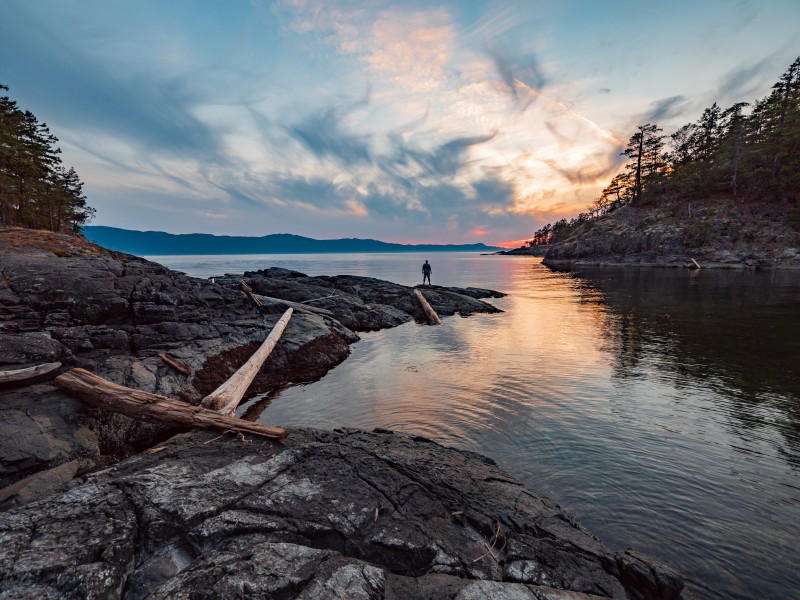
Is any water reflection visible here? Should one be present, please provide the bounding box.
[158,253,800,600]
[568,267,800,468]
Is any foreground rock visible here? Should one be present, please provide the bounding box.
[0,227,501,509]
[0,427,684,599]
[540,198,800,270]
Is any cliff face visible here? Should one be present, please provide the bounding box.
[542,198,800,269]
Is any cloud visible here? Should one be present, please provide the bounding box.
[289,106,373,166]
[639,95,690,123]
[0,7,224,163]
[716,55,776,104]
[489,48,548,111]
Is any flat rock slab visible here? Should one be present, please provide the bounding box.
[0,427,684,599]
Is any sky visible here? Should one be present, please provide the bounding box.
[1,1,798,246]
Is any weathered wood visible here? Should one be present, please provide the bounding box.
[240,280,263,307]
[0,362,61,384]
[201,307,293,415]
[303,294,339,304]
[691,258,701,270]
[254,293,335,317]
[55,368,287,440]
[158,352,191,376]
[240,280,334,316]
[414,289,442,325]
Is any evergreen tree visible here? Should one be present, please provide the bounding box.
[0,84,94,232]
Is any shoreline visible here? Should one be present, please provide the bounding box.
[0,227,686,598]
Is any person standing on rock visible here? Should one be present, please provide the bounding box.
[422,260,432,285]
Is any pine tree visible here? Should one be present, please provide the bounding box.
[0,84,94,232]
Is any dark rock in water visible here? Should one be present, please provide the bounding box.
[239,270,504,331]
[0,428,684,599]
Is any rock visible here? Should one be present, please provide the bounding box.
[239,271,504,331]
[0,459,93,511]
[0,428,684,599]
[0,227,504,508]
[540,198,800,270]
[0,384,98,486]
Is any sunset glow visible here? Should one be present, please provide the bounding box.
[1,0,797,245]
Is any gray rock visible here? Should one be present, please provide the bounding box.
[0,428,684,599]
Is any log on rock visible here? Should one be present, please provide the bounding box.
[0,362,61,385]
[239,280,262,307]
[414,289,442,325]
[201,307,293,416]
[240,280,334,316]
[55,369,287,440]
[254,293,334,317]
[158,352,191,376]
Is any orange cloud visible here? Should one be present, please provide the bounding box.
[494,238,528,249]
[470,225,489,237]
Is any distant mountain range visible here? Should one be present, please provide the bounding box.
[83,226,501,255]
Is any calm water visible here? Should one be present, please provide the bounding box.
[152,252,800,599]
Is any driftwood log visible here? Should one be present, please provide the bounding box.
[0,362,61,385]
[201,307,293,415]
[254,293,334,317]
[158,352,191,376]
[54,369,287,440]
[414,289,442,325]
[240,280,334,316]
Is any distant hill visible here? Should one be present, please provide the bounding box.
[83,226,501,255]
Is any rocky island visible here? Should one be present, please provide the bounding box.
[508,57,800,272]
[0,227,686,598]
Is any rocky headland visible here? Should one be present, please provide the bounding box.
[528,198,800,270]
[0,227,685,598]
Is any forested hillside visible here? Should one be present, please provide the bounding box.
[528,57,800,250]
[0,85,94,233]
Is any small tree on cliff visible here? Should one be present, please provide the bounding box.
[621,124,665,204]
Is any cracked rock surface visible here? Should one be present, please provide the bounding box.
[0,428,684,599]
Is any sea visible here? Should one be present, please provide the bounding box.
[147,251,800,600]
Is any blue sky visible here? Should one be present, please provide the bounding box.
[1,0,798,245]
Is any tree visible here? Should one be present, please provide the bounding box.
[0,84,94,232]
[621,124,664,203]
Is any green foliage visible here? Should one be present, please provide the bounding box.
[0,84,94,232]
[528,56,800,244]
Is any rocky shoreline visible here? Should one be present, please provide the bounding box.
[1,227,686,598]
[513,198,800,270]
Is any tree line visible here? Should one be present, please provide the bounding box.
[0,84,94,233]
[528,56,800,246]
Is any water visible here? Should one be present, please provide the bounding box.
[151,252,800,599]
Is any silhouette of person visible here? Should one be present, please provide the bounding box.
[422,259,432,285]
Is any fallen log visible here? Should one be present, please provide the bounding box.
[0,362,61,385]
[55,368,287,440]
[254,294,335,316]
[158,352,191,376]
[201,307,293,415]
[414,289,442,325]
[240,280,334,316]
[239,280,262,307]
